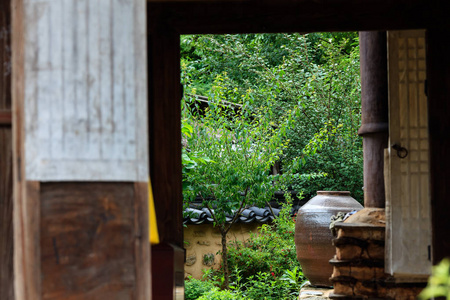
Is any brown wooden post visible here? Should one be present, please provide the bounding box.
[358,31,389,208]
[11,0,150,299]
[0,0,13,299]
[427,28,450,263]
[148,11,185,299]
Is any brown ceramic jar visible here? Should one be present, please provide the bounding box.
[294,191,363,287]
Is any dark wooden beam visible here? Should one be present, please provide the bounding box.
[151,243,185,299]
[148,14,183,249]
[0,110,12,126]
[0,128,13,299]
[148,0,441,35]
[0,0,11,110]
[148,15,185,299]
[0,1,12,299]
[427,28,450,264]
[358,31,388,208]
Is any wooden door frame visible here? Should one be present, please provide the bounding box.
[147,1,450,297]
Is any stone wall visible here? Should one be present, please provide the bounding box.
[329,208,426,299]
[184,223,260,279]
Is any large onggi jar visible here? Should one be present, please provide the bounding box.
[294,191,363,287]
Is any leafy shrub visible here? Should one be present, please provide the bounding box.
[225,201,305,299]
[226,200,300,280]
[197,287,240,300]
[185,276,216,300]
[419,258,450,299]
[230,270,300,300]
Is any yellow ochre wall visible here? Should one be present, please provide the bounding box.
[184,223,261,279]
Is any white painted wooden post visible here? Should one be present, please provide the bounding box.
[13,1,150,298]
[24,0,147,182]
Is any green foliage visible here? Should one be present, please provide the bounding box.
[181,118,215,192]
[182,92,289,223]
[180,33,358,95]
[197,287,240,300]
[226,203,305,299]
[185,276,216,300]
[280,266,304,286]
[182,90,292,287]
[226,204,299,280]
[419,258,450,299]
[238,271,300,300]
[282,36,363,200]
[181,32,363,203]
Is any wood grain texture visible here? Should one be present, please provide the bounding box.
[133,182,151,300]
[12,0,41,298]
[148,23,183,246]
[40,182,150,300]
[0,109,12,125]
[147,0,443,35]
[151,243,185,300]
[0,128,13,300]
[0,1,12,298]
[0,0,11,110]
[387,30,431,277]
[13,181,41,300]
[427,28,450,264]
[148,21,185,300]
[23,0,147,181]
[358,31,388,209]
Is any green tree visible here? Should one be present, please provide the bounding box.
[182,90,291,288]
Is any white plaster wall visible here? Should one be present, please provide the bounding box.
[24,0,147,181]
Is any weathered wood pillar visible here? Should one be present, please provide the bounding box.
[427,28,450,264]
[0,1,13,299]
[358,31,389,208]
[148,7,185,299]
[11,0,150,299]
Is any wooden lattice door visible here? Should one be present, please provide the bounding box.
[385,29,431,279]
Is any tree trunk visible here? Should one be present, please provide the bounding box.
[221,229,229,289]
